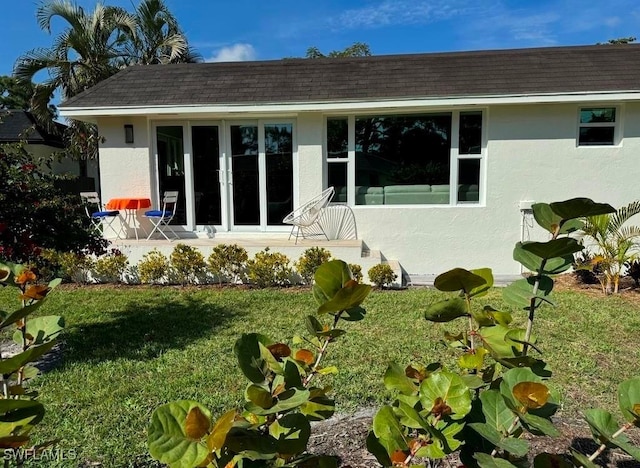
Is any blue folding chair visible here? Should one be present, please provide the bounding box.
[144,191,179,241]
[80,192,123,239]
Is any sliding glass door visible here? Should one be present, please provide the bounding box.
[154,120,294,232]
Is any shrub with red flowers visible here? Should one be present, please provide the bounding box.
[0,141,106,265]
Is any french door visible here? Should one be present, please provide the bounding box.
[154,120,295,232]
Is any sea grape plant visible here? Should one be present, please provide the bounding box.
[0,262,64,455]
[367,198,640,467]
[148,260,371,467]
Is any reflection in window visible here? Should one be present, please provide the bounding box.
[156,126,186,224]
[579,107,617,146]
[459,111,482,154]
[355,114,452,205]
[327,118,348,158]
[458,159,480,203]
[230,125,259,225]
[265,124,293,225]
[328,162,347,202]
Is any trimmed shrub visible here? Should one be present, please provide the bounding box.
[247,248,292,288]
[93,249,129,283]
[348,263,363,283]
[170,244,206,285]
[207,244,248,284]
[138,249,169,285]
[295,247,332,284]
[367,263,397,289]
[57,251,95,284]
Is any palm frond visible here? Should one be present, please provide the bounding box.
[609,200,640,233]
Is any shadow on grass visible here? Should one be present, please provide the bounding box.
[61,293,241,363]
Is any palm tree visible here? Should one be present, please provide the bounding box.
[582,200,640,293]
[14,1,136,136]
[13,0,198,159]
[122,0,201,65]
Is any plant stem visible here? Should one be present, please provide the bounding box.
[302,311,343,388]
[490,417,521,457]
[587,422,634,462]
[523,225,560,355]
[402,439,427,466]
[465,294,475,351]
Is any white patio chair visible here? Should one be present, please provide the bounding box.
[283,187,335,244]
[79,192,123,240]
[144,191,179,241]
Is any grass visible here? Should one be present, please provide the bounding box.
[0,284,638,467]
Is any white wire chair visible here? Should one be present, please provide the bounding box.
[79,192,123,239]
[144,191,179,241]
[283,187,335,244]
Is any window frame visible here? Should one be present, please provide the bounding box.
[577,105,622,147]
[324,109,486,208]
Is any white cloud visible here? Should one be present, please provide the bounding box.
[206,43,257,63]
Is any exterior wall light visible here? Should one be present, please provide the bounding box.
[124,124,134,144]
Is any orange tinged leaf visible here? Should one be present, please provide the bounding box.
[0,436,30,448]
[345,279,358,288]
[633,403,640,415]
[15,270,36,285]
[185,407,210,440]
[295,349,315,365]
[20,284,49,301]
[207,410,237,452]
[513,382,550,410]
[405,364,427,382]
[267,343,291,360]
[431,397,452,418]
[390,449,408,465]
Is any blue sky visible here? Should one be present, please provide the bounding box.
[1,0,639,77]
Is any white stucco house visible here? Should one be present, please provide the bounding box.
[58,44,640,281]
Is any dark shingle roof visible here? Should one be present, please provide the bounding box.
[0,111,66,147]
[60,44,640,109]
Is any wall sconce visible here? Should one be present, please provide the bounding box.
[124,124,134,144]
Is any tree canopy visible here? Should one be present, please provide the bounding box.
[305,42,372,58]
[12,0,199,158]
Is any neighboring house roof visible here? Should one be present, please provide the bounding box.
[0,110,66,148]
[59,44,640,112]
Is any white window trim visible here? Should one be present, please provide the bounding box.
[576,104,623,148]
[324,109,487,208]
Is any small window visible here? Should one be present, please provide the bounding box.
[327,118,348,158]
[578,107,617,146]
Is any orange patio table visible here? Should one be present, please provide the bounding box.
[105,198,152,240]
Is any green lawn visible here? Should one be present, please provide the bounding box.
[1,284,638,467]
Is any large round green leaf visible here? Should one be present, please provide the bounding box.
[372,405,408,454]
[618,377,640,425]
[148,401,211,468]
[416,420,464,459]
[383,362,418,395]
[469,268,494,297]
[479,390,517,434]
[513,242,573,275]
[317,283,371,314]
[434,268,487,293]
[521,238,583,259]
[234,333,274,384]
[474,452,519,468]
[424,298,468,322]
[312,260,353,305]
[420,371,471,420]
[245,388,310,416]
[13,315,64,346]
[532,203,583,234]
[469,422,529,457]
[502,277,553,311]
[549,198,615,220]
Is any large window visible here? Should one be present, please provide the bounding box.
[578,107,618,146]
[326,111,484,206]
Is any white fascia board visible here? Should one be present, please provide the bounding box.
[59,91,640,119]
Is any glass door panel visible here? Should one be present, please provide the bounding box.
[156,126,186,224]
[192,126,222,225]
[230,125,259,226]
[265,124,293,225]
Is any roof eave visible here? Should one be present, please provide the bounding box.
[59,91,640,119]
